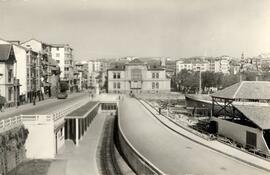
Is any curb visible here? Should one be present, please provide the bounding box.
[138,99,270,172]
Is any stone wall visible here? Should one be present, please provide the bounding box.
[0,126,28,175]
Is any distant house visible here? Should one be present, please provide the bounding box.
[0,44,19,106]
[0,39,41,103]
[107,58,171,94]
[211,81,270,156]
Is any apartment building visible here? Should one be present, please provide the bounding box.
[176,59,209,73]
[51,44,74,91]
[74,61,88,91]
[21,39,58,97]
[88,60,109,88]
[0,39,42,103]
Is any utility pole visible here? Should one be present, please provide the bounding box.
[198,67,202,94]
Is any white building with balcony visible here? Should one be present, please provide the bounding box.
[51,44,74,91]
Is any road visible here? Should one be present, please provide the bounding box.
[0,93,89,119]
[119,97,269,175]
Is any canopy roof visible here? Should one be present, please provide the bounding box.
[233,103,270,130]
[211,81,270,100]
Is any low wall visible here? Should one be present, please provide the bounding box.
[0,126,28,175]
[116,112,163,175]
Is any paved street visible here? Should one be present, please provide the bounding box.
[0,93,89,119]
[119,97,269,175]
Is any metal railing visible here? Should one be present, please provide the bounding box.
[0,99,89,133]
[0,116,23,133]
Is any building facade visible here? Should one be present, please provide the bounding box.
[176,59,209,73]
[21,39,61,97]
[0,44,18,105]
[51,44,74,91]
[107,59,170,94]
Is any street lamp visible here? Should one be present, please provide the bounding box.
[197,67,202,94]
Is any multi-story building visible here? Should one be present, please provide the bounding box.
[0,44,19,106]
[51,44,74,91]
[176,59,209,73]
[107,58,170,94]
[74,61,88,91]
[87,60,109,89]
[0,39,41,103]
[21,39,57,97]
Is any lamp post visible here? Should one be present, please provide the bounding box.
[197,67,202,94]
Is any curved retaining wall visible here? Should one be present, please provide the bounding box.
[116,107,164,175]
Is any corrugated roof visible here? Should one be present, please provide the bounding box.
[211,81,270,100]
[0,44,12,61]
[233,103,270,129]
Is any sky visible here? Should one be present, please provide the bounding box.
[0,0,270,60]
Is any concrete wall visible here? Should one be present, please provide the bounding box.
[56,126,65,152]
[117,129,161,175]
[24,123,56,159]
[117,110,162,175]
[212,117,270,154]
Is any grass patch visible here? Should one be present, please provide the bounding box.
[67,101,98,116]
[8,159,51,175]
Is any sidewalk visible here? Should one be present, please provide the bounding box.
[139,99,270,172]
[47,113,107,175]
[0,93,86,119]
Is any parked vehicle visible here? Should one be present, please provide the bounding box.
[57,92,68,99]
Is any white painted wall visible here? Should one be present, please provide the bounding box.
[212,117,270,154]
[21,39,42,53]
[0,40,28,97]
[24,122,56,159]
[51,47,65,78]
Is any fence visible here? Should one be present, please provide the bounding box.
[0,99,89,133]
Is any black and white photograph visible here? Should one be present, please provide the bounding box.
[0,0,270,174]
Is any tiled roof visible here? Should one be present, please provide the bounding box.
[129,58,144,64]
[0,44,12,61]
[233,103,270,129]
[147,64,164,70]
[211,81,270,100]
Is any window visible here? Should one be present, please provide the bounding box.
[26,55,30,64]
[113,73,116,79]
[27,68,30,78]
[8,70,13,83]
[152,82,155,89]
[117,73,120,79]
[152,73,155,79]
[117,82,120,89]
[156,82,159,89]
[113,82,117,89]
[131,69,142,80]
[56,53,60,57]
[156,73,159,79]
[56,60,60,64]
[8,87,12,101]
